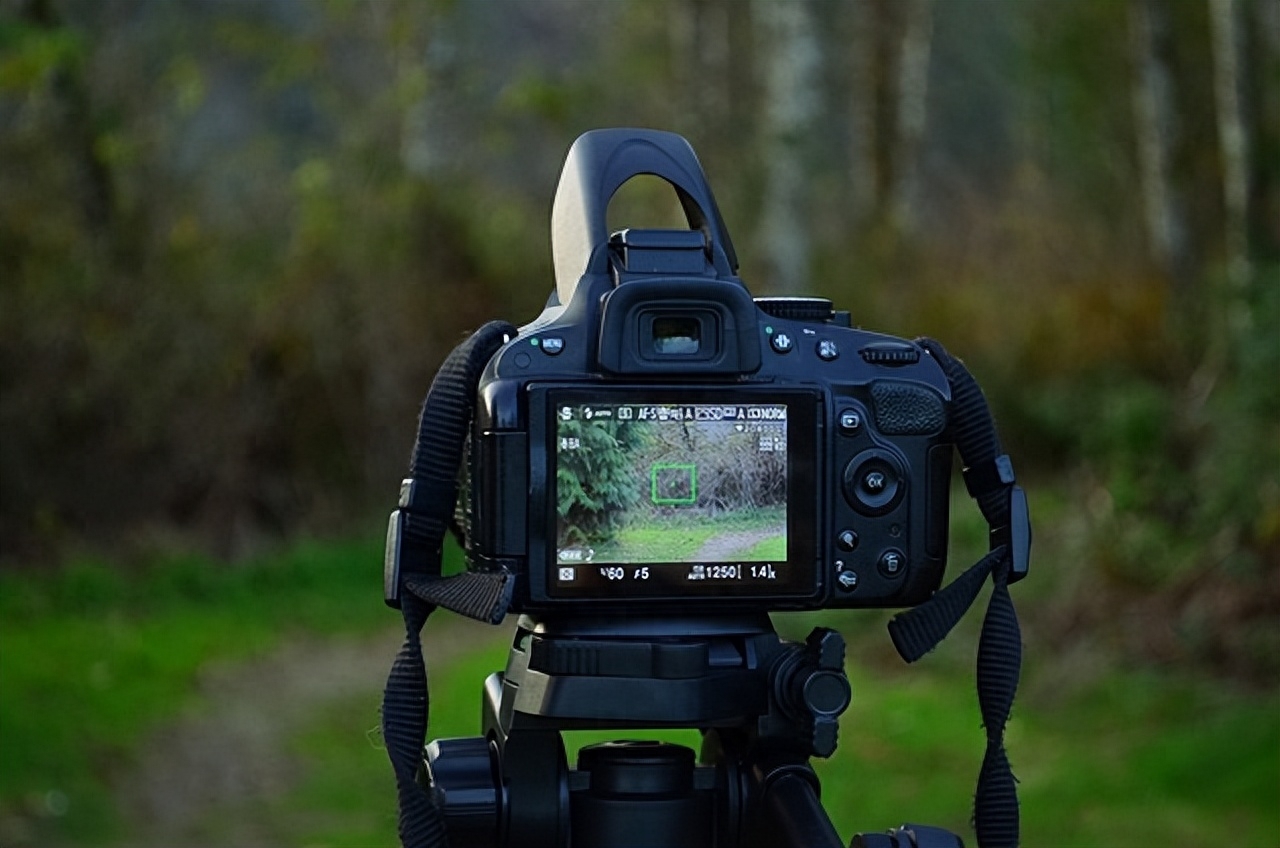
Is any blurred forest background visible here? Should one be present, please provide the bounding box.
[1,0,1278,845]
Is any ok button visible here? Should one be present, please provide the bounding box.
[843,449,905,516]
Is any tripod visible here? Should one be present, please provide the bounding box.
[421,613,964,848]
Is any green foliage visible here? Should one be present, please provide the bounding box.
[0,1,1275,843]
[0,18,85,90]
[629,419,788,513]
[1006,263,1280,678]
[0,0,504,561]
[555,419,644,545]
[0,0,1275,686]
[1016,0,1136,219]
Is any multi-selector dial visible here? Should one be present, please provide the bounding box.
[842,448,907,516]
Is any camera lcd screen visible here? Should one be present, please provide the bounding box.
[546,390,818,600]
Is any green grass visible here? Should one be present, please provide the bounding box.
[2,499,1277,848]
[592,523,710,561]
[257,578,1280,848]
[1014,672,1280,846]
[224,634,514,848]
[806,662,1280,847]
[592,506,786,562]
[259,628,1280,848]
[737,535,786,560]
[0,536,396,844]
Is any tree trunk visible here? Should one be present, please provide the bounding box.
[1208,0,1251,302]
[755,0,821,293]
[846,0,876,225]
[887,0,934,237]
[669,0,732,133]
[1128,0,1190,288]
[857,0,933,240]
[1255,0,1280,261]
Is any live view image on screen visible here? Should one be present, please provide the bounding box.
[555,402,788,566]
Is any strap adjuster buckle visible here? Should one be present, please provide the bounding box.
[384,509,407,608]
[989,485,1031,582]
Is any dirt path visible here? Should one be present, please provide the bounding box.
[693,524,785,562]
[113,617,513,847]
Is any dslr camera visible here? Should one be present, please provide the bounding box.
[465,128,952,613]
[381,129,1026,848]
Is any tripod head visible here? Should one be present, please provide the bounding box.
[482,614,846,749]
[421,615,962,848]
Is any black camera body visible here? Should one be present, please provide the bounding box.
[466,129,954,613]
[381,130,1023,848]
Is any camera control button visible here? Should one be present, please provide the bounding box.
[770,331,795,353]
[843,449,906,515]
[816,339,839,361]
[540,336,565,355]
[838,409,863,434]
[837,529,859,551]
[836,568,859,592]
[878,549,906,578]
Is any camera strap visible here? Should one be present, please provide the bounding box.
[382,320,516,848]
[887,338,1030,848]
[381,325,1029,848]
[384,319,521,623]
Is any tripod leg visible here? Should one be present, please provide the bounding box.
[502,729,570,848]
[747,763,844,848]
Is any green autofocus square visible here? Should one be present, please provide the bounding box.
[651,463,698,505]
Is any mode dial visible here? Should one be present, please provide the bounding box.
[754,297,835,322]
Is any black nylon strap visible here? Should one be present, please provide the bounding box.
[400,320,517,571]
[405,571,514,624]
[384,594,447,848]
[887,547,1003,664]
[386,320,521,622]
[975,565,1021,848]
[893,546,1022,848]
[962,455,1015,500]
[886,339,1026,848]
[918,339,1009,528]
[382,321,515,848]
